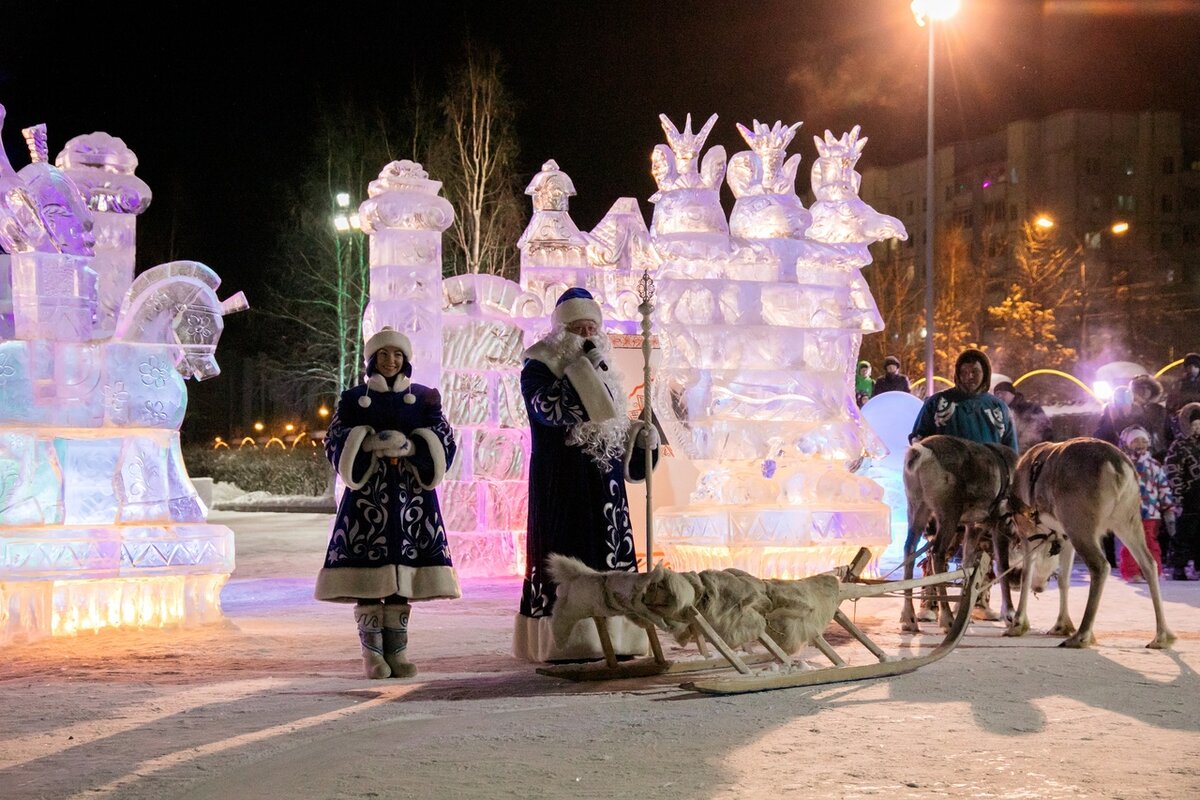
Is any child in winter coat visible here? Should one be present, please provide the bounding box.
[1118,426,1176,583]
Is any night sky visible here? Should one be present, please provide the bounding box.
[3,0,1200,309]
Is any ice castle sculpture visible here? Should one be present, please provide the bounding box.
[347,116,906,581]
[650,116,908,577]
[0,104,245,643]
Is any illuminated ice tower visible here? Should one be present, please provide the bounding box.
[651,116,907,577]
[0,106,244,642]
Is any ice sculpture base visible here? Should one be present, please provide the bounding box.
[656,503,892,579]
[447,530,524,579]
[1,523,234,643]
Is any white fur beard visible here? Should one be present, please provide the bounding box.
[548,329,631,469]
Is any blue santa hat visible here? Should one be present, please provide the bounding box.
[552,287,603,329]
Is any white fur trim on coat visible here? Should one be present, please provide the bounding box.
[314,564,462,603]
[511,613,648,663]
[552,297,603,329]
[564,356,617,423]
[360,373,415,408]
[408,427,448,490]
[622,420,659,483]
[337,425,377,490]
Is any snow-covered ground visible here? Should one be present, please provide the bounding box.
[2,510,1198,800]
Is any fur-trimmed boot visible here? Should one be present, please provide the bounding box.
[354,603,392,679]
[382,603,418,678]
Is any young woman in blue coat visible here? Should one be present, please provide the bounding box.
[315,327,459,678]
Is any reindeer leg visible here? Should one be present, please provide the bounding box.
[1115,522,1177,649]
[901,507,930,633]
[995,526,1015,624]
[1048,539,1077,638]
[1005,535,1034,638]
[1062,531,1105,648]
[937,530,963,632]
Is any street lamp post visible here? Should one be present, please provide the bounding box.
[912,0,960,395]
[332,191,365,393]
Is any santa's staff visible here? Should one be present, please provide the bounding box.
[637,268,656,570]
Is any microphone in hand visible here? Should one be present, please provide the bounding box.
[582,339,608,371]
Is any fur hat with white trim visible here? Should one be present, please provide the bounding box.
[364,327,412,363]
[552,287,603,330]
[360,327,415,408]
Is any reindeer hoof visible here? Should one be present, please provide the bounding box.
[1059,632,1095,649]
[1047,624,1076,637]
[971,606,1001,622]
[900,618,920,634]
[916,607,936,622]
[1147,632,1177,650]
[1003,622,1029,638]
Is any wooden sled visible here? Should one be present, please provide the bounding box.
[536,549,990,696]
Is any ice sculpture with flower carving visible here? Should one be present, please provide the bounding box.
[0,103,245,643]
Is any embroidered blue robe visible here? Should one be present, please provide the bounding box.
[314,379,460,603]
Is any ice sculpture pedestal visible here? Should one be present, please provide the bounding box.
[0,338,235,642]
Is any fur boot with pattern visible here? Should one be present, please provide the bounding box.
[382,603,418,678]
[354,603,392,679]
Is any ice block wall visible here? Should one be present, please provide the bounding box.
[439,274,539,576]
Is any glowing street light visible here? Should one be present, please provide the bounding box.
[1034,215,1055,231]
[284,423,295,433]
[253,421,264,432]
[912,0,962,394]
[317,405,330,418]
[332,190,362,235]
[1111,221,1130,235]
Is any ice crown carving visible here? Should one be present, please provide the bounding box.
[651,113,727,196]
[737,119,803,157]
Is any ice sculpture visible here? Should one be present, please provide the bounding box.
[0,106,243,643]
[519,159,658,333]
[651,116,908,577]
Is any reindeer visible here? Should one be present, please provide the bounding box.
[1004,438,1175,649]
[901,435,1017,633]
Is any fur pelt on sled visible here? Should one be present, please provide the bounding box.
[546,554,841,655]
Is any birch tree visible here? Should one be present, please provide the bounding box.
[433,44,523,279]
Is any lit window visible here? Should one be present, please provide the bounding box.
[1084,231,1102,249]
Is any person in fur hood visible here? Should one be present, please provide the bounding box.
[315,327,460,679]
[514,287,660,663]
[910,348,1018,451]
[1165,402,1200,580]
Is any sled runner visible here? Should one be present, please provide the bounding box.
[536,548,990,695]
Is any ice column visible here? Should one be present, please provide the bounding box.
[650,117,908,578]
[440,274,539,576]
[359,160,453,389]
[55,132,153,338]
